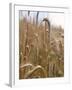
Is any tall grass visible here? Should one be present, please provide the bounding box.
[19,15,64,79]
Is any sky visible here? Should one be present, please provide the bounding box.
[19,11,64,29]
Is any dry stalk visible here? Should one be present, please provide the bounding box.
[42,18,50,44]
[24,11,30,63]
[19,63,34,79]
[36,11,39,26]
[24,65,47,78]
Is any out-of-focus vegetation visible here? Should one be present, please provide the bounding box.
[19,15,64,79]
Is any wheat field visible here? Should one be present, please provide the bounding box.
[19,11,64,79]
